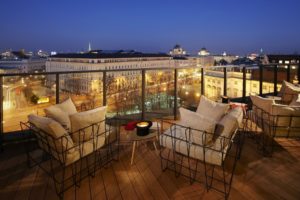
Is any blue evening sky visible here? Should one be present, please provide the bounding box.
[1,0,300,55]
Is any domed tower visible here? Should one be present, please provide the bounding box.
[169,44,187,57]
[198,47,210,56]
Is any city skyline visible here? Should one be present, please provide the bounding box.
[1,0,300,55]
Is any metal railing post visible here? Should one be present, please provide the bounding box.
[242,66,246,102]
[274,64,278,96]
[287,64,291,82]
[102,71,107,106]
[223,67,227,96]
[141,69,146,120]
[174,69,178,120]
[298,64,300,84]
[201,68,204,95]
[0,76,3,152]
[55,73,60,104]
[259,65,263,96]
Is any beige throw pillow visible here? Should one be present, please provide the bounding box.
[289,94,300,107]
[281,81,300,104]
[45,106,71,130]
[57,98,77,115]
[70,106,107,143]
[196,95,229,121]
[179,107,216,145]
[250,95,275,114]
[44,98,77,130]
[28,114,75,154]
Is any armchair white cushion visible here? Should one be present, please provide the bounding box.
[70,106,107,144]
[28,114,79,166]
[44,98,77,130]
[214,107,243,150]
[196,95,229,121]
[179,107,216,145]
[250,95,275,114]
[280,81,300,104]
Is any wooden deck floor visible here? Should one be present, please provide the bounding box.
[0,136,300,200]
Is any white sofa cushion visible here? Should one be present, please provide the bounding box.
[196,95,229,121]
[250,95,275,114]
[289,94,300,106]
[160,128,226,166]
[214,107,243,150]
[44,106,71,130]
[179,107,216,145]
[56,98,77,115]
[280,81,300,104]
[28,114,79,165]
[44,98,77,130]
[189,145,226,166]
[70,106,107,143]
[160,126,190,156]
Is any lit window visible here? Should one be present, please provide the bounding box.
[279,60,283,64]
[285,60,290,64]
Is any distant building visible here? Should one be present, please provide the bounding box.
[0,50,46,73]
[46,50,191,94]
[258,54,300,83]
[198,47,210,56]
[169,44,187,57]
[264,55,300,65]
[195,48,214,67]
[213,52,238,65]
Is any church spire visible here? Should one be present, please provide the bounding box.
[88,42,91,52]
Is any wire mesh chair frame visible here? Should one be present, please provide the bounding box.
[20,118,120,200]
[158,119,243,199]
[251,104,300,156]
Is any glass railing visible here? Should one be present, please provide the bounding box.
[0,64,299,145]
[145,69,174,119]
[3,74,56,132]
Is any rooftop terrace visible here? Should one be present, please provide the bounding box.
[0,62,300,199]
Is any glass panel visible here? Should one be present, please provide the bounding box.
[226,66,244,100]
[262,65,275,95]
[177,68,201,110]
[245,67,260,96]
[290,64,299,84]
[59,72,103,112]
[106,70,142,118]
[3,74,56,132]
[277,64,287,92]
[204,66,224,101]
[145,69,174,119]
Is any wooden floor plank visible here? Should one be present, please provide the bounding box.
[119,146,154,200]
[0,137,300,200]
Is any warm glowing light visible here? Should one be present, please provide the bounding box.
[185,91,189,95]
[136,122,149,127]
[37,97,49,104]
[196,93,200,97]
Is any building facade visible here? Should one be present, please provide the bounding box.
[46,50,191,94]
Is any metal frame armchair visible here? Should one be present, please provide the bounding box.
[251,104,300,156]
[159,120,243,199]
[20,118,120,200]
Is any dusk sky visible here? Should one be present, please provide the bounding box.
[1,0,300,55]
